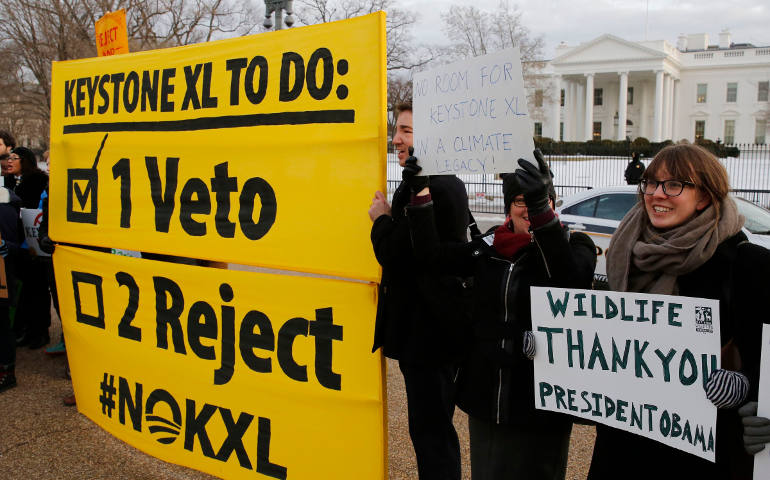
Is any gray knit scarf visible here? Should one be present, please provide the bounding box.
[606,197,744,295]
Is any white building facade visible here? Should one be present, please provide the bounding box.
[529,31,770,144]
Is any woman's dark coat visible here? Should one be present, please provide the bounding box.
[589,231,770,479]
[406,201,596,425]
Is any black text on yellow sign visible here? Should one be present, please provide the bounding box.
[50,13,386,282]
[71,256,342,389]
[62,48,353,133]
[98,373,288,478]
[55,245,385,479]
[68,133,277,243]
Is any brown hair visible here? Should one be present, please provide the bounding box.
[0,130,15,150]
[642,143,730,221]
[395,102,412,117]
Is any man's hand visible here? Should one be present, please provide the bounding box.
[402,149,429,194]
[368,191,391,221]
[515,149,553,217]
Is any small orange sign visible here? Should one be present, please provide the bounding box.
[95,9,129,57]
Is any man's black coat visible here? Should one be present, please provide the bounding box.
[370,175,469,365]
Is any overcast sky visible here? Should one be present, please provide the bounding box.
[400,0,770,59]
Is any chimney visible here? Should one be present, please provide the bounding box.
[687,33,709,51]
[719,29,731,49]
[677,34,688,51]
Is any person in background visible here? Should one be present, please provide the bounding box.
[0,185,23,392]
[589,143,770,478]
[368,102,470,480]
[0,131,16,188]
[624,151,645,185]
[403,151,596,479]
[8,147,51,349]
[0,153,9,177]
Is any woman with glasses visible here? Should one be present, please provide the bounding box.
[588,143,769,478]
[403,151,596,479]
[8,147,51,350]
[7,147,47,208]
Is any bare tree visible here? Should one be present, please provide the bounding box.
[295,0,432,71]
[0,0,258,147]
[440,1,549,120]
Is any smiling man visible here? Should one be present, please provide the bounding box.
[368,103,470,479]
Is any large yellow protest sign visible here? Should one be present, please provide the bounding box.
[54,245,385,479]
[50,13,386,281]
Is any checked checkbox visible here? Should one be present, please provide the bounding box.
[66,133,107,224]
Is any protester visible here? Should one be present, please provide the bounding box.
[0,153,9,177]
[368,103,470,480]
[8,147,51,349]
[403,151,596,479]
[589,143,770,478]
[0,131,16,189]
[7,147,47,208]
[0,130,14,156]
[0,185,24,392]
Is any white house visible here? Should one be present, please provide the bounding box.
[529,31,770,144]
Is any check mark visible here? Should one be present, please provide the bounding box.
[73,180,94,211]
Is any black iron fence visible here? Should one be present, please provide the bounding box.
[386,143,770,214]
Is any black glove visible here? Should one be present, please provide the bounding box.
[515,149,553,217]
[39,235,55,255]
[739,401,770,455]
[402,147,429,193]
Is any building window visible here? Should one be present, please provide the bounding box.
[696,84,707,103]
[534,89,543,107]
[726,82,738,103]
[560,122,564,141]
[724,119,735,144]
[759,81,769,102]
[534,122,542,138]
[560,89,565,107]
[695,120,705,140]
[594,88,603,106]
[627,87,634,105]
[593,121,602,140]
[757,119,767,145]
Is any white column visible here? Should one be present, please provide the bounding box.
[617,71,629,140]
[653,70,664,142]
[568,81,576,140]
[671,78,680,140]
[639,82,649,139]
[552,75,562,140]
[584,73,594,141]
[661,74,671,140]
[577,82,585,140]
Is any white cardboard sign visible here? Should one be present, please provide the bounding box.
[531,287,721,461]
[754,324,770,479]
[21,208,50,257]
[412,47,534,175]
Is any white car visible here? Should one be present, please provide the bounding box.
[556,185,770,286]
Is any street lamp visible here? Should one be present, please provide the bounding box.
[264,0,295,30]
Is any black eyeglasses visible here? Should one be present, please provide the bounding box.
[511,196,526,207]
[639,179,695,197]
